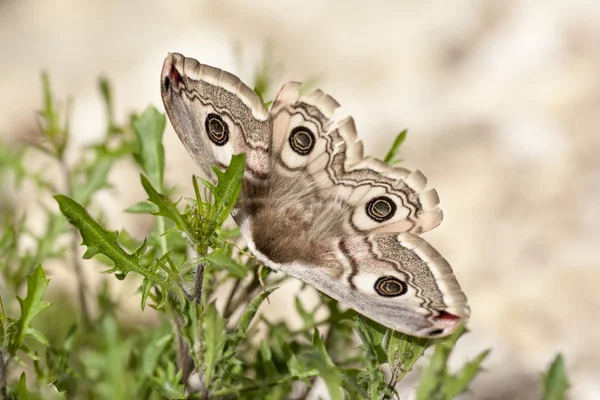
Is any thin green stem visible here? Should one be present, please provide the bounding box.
[60,159,92,328]
[0,295,6,399]
[0,294,6,344]
[0,351,6,400]
[222,278,241,319]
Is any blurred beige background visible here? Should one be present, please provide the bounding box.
[2,0,599,399]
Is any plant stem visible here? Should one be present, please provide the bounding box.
[194,263,205,304]
[0,351,6,400]
[222,278,241,319]
[223,267,262,318]
[174,313,193,385]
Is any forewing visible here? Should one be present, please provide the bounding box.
[161,53,271,182]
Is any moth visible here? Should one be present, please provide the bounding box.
[160,53,469,338]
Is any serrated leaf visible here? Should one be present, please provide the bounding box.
[231,288,277,348]
[542,354,569,400]
[10,266,51,354]
[140,175,197,244]
[384,129,407,165]
[205,250,247,278]
[444,348,489,398]
[388,331,431,382]
[354,316,388,365]
[54,194,168,289]
[133,106,166,190]
[204,154,246,229]
[416,324,469,400]
[203,301,227,387]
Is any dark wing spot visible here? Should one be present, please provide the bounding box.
[205,113,229,145]
[289,127,315,155]
[366,196,397,222]
[374,276,407,297]
[427,328,446,337]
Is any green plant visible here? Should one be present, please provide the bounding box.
[0,66,570,400]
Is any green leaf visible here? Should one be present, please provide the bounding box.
[0,294,7,348]
[258,340,277,377]
[444,348,489,398]
[308,330,343,400]
[354,316,387,364]
[387,331,431,383]
[384,129,407,165]
[54,194,168,288]
[40,72,69,156]
[541,354,569,400]
[203,301,227,387]
[416,324,484,400]
[99,76,121,134]
[150,361,185,399]
[203,153,246,229]
[205,250,247,279]
[17,372,28,399]
[210,369,321,398]
[133,106,166,191]
[71,150,115,204]
[9,265,51,354]
[0,225,16,253]
[140,175,197,246]
[231,288,277,348]
[124,200,159,214]
[294,297,314,328]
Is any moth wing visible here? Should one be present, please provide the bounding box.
[269,83,441,235]
[278,232,469,338]
[161,53,271,182]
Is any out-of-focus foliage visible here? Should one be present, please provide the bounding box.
[0,67,568,400]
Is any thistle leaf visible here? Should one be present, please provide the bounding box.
[204,154,246,229]
[10,265,51,354]
[231,288,277,349]
[140,175,197,246]
[54,195,167,288]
